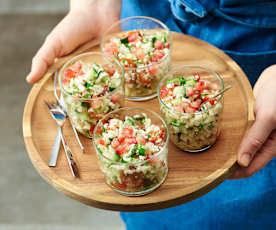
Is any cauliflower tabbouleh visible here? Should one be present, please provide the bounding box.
[62,61,124,137]
[159,73,223,151]
[95,113,168,194]
[103,30,170,98]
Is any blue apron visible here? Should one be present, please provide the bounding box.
[120,0,276,229]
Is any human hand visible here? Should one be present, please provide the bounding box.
[26,0,121,83]
[231,65,276,179]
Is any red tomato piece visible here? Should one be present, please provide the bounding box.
[203,96,209,102]
[135,48,145,59]
[153,50,165,60]
[148,65,158,75]
[71,62,82,72]
[185,106,197,113]
[104,64,116,76]
[97,139,105,146]
[154,40,164,50]
[90,125,95,134]
[122,126,134,137]
[128,32,139,42]
[186,87,194,97]
[160,88,169,99]
[124,137,137,145]
[139,75,151,85]
[111,138,120,149]
[150,56,158,62]
[195,81,206,91]
[193,73,200,81]
[116,144,127,156]
[210,99,217,105]
[65,68,75,78]
[136,135,146,145]
[111,93,121,104]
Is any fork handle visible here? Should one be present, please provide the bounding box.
[60,129,80,178]
[48,127,62,167]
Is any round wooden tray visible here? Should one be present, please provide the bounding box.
[23,32,254,211]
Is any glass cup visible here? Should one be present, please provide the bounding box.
[93,107,169,196]
[59,52,125,138]
[158,66,224,152]
[101,16,172,101]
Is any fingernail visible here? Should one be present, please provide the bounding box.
[240,154,251,167]
[26,74,31,83]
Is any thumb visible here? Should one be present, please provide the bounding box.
[26,34,62,83]
[238,115,273,167]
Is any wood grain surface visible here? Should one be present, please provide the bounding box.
[23,32,254,211]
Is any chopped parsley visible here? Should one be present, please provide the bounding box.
[120,37,129,44]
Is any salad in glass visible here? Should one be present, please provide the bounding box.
[101,16,172,101]
[93,107,169,196]
[158,66,224,152]
[59,52,124,138]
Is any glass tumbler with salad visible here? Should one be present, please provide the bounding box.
[158,66,224,152]
[59,52,124,138]
[101,16,172,101]
[93,107,169,196]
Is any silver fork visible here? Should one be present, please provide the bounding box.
[54,71,84,152]
[45,101,79,178]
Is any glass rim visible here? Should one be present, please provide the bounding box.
[59,51,125,101]
[100,16,172,70]
[92,106,169,165]
[157,65,225,115]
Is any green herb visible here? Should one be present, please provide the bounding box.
[121,158,127,163]
[131,144,139,157]
[120,37,129,44]
[171,120,184,127]
[114,152,121,161]
[102,125,106,133]
[139,147,146,155]
[96,145,103,154]
[92,67,98,75]
[97,70,104,77]
[134,116,145,123]
[152,37,157,47]
[163,32,167,43]
[126,117,135,125]
[109,87,116,92]
[83,94,90,98]
[81,102,90,108]
[84,82,93,89]
[199,123,204,130]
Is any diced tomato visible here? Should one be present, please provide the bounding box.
[195,81,206,91]
[104,64,116,76]
[135,48,145,59]
[124,137,137,145]
[148,65,158,75]
[111,138,120,149]
[136,135,146,145]
[210,98,217,105]
[78,71,85,76]
[193,73,200,81]
[90,125,95,134]
[97,139,105,146]
[98,85,108,97]
[128,32,139,42]
[186,87,194,97]
[139,75,151,85]
[65,68,75,78]
[115,144,127,156]
[203,96,209,102]
[165,43,170,49]
[104,42,118,55]
[160,88,169,99]
[71,62,82,72]
[154,40,164,50]
[113,182,127,190]
[153,50,165,60]
[148,157,159,166]
[62,78,70,85]
[111,93,121,104]
[122,126,134,137]
[150,56,158,62]
[118,136,125,144]
[185,106,197,113]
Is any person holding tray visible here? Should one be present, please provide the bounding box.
[26,0,276,229]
